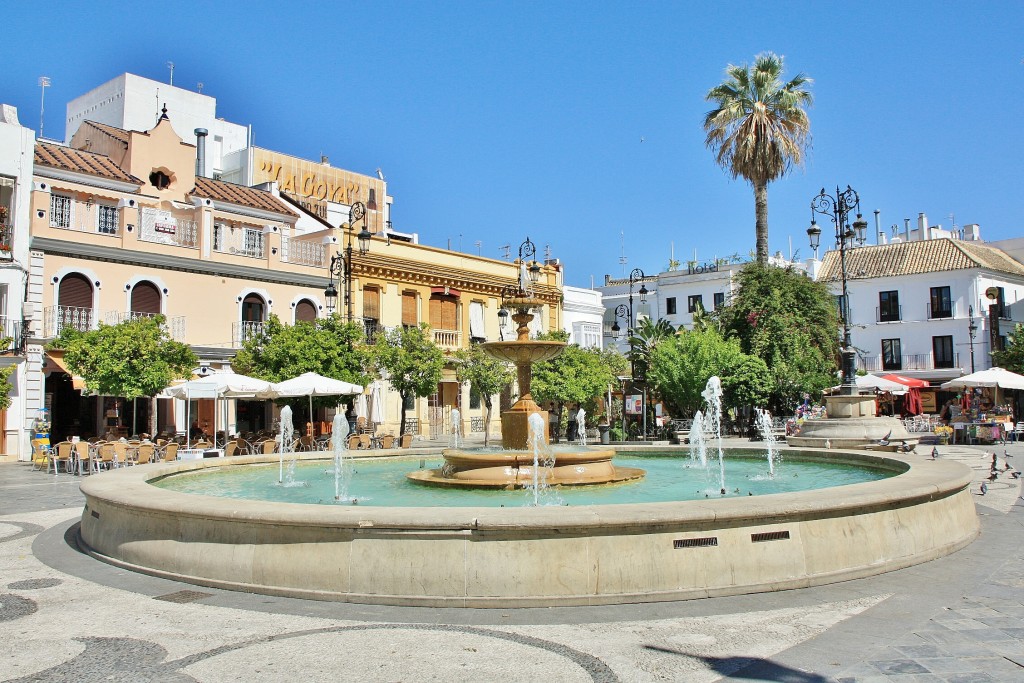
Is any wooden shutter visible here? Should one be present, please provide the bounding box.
[295,299,317,322]
[441,298,456,331]
[402,292,417,326]
[130,281,161,314]
[242,294,264,322]
[429,297,442,328]
[58,274,93,309]
[362,287,380,320]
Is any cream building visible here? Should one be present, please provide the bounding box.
[23,110,561,449]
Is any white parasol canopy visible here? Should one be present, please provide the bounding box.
[940,367,1024,391]
[163,372,272,399]
[258,372,363,434]
[829,374,908,394]
[354,393,368,420]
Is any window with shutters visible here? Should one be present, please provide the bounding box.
[58,274,93,310]
[429,295,458,330]
[50,194,72,229]
[130,281,161,314]
[241,294,265,322]
[362,286,380,321]
[401,291,418,327]
[295,299,317,323]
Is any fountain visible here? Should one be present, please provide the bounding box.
[755,408,780,477]
[575,406,586,446]
[330,411,351,501]
[277,405,294,484]
[449,408,462,449]
[407,276,644,488]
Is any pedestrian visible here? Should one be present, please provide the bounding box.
[980,481,988,496]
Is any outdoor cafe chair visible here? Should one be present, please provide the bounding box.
[346,434,361,450]
[96,443,116,470]
[161,442,179,462]
[259,439,278,455]
[75,442,97,475]
[135,443,155,465]
[52,441,75,474]
[379,434,395,449]
[399,433,413,449]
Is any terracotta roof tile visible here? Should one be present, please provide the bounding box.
[190,176,297,218]
[34,142,141,184]
[80,120,131,145]
[819,238,1024,281]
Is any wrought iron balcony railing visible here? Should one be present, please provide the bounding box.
[44,305,94,337]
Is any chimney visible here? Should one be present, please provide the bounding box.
[194,128,208,178]
[918,212,928,241]
[904,218,911,243]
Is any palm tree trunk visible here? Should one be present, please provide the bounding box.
[754,180,769,264]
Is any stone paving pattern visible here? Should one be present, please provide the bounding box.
[2,438,1024,681]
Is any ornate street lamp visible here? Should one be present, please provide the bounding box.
[808,186,867,395]
[968,305,979,374]
[324,201,371,321]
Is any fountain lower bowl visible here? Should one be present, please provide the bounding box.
[407,447,645,488]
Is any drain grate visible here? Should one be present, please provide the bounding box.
[674,537,718,549]
[751,530,791,543]
[153,590,213,604]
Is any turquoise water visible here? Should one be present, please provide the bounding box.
[152,451,896,508]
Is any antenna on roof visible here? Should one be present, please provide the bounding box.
[167,61,175,86]
[499,244,511,260]
[544,244,552,261]
[197,82,204,94]
[619,231,628,277]
[474,240,482,255]
[37,76,50,139]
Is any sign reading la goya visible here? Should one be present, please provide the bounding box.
[252,148,383,207]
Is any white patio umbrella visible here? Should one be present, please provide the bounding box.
[354,393,368,421]
[940,367,1024,391]
[828,373,908,394]
[369,381,386,425]
[162,372,273,448]
[257,372,363,432]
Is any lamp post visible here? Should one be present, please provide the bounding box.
[324,201,372,322]
[968,305,978,374]
[808,186,867,395]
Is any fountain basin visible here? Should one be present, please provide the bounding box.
[479,340,566,364]
[407,447,645,487]
[78,448,979,607]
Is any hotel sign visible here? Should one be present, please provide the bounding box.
[252,149,382,208]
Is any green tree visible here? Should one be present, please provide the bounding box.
[715,263,839,412]
[373,324,445,436]
[704,52,812,264]
[531,331,621,442]
[993,323,1024,373]
[454,344,514,447]
[626,317,676,381]
[53,316,197,435]
[232,314,370,395]
[648,327,769,416]
[0,336,16,410]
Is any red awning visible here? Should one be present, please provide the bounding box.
[881,374,929,388]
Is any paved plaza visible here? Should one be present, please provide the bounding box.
[2,440,1024,681]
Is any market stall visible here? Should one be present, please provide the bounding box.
[940,368,1024,444]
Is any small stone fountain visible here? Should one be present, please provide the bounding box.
[408,244,644,489]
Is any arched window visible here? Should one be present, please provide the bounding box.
[295,299,317,323]
[241,294,266,322]
[130,281,161,315]
[57,273,94,333]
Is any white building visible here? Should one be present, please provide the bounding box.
[816,226,1024,390]
[0,104,38,458]
[562,285,604,349]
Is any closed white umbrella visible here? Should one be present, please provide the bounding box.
[355,393,368,421]
[370,381,386,425]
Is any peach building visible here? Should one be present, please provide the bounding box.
[24,110,562,448]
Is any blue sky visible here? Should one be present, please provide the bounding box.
[1,2,1022,287]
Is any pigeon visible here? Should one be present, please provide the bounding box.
[931,447,939,459]
[981,481,988,495]
[878,430,892,447]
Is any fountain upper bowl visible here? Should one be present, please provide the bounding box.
[480,340,566,363]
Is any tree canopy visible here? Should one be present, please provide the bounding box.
[373,324,445,435]
[993,323,1024,373]
[53,316,197,435]
[714,263,839,412]
[704,52,812,264]
[454,343,514,447]
[626,317,676,381]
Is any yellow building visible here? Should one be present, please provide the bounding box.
[27,110,561,443]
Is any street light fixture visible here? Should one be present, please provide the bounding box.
[808,186,865,394]
[968,305,979,374]
[324,201,371,322]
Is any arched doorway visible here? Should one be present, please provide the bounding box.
[130,280,162,314]
[294,299,317,323]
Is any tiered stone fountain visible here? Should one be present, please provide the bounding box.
[407,291,644,488]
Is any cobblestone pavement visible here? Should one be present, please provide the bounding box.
[2,440,1024,681]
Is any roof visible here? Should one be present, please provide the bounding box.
[34,142,141,184]
[79,120,130,146]
[819,238,1024,281]
[190,176,298,218]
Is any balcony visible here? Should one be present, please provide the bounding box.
[44,305,94,337]
[859,352,960,373]
[926,302,955,320]
[433,329,461,349]
[104,311,187,341]
[214,225,265,259]
[49,198,121,237]
[281,236,327,268]
[232,320,267,346]
[0,316,24,353]
[876,305,902,323]
[139,209,198,249]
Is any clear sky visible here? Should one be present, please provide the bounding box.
[1,2,1021,287]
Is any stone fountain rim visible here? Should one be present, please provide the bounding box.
[80,447,971,532]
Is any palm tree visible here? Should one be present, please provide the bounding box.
[627,317,676,380]
[704,52,812,264]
